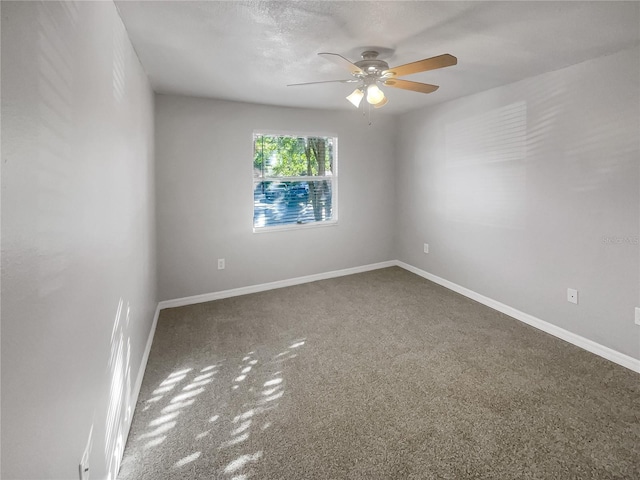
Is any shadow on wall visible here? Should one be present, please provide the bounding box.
[441,59,638,231]
[80,297,136,480]
[118,338,307,479]
[35,0,78,298]
[104,298,134,478]
[443,101,528,230]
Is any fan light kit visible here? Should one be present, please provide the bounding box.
[288,50,457,109]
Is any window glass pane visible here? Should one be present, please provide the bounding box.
[253,133,336,231]
[254,135,334,179]
[253,180,333,228]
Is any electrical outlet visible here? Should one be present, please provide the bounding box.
[567,288,578,305]
[423,243,429,254]
[217,258,225,270]
[79,425,92,480]
[78,462,89,480]
[635,307,640,326]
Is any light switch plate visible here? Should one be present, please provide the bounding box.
[567,288,578,305]
[635,307,640,326]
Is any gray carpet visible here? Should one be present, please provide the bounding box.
[119,267,640,479]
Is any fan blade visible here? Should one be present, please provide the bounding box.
[383,54,457,78]
[318,52,364,75]
[384,79,439,94]
[287,79,358,87]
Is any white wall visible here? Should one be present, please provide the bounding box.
[1,2,156,479]
[155,95,396,301]
[395,47,640,360]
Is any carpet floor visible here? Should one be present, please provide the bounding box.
[118,267,640,479]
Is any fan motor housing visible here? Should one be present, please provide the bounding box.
[354,51,389,76]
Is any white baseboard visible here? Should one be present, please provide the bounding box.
[396,261,640,374]
[130,303,161,410]
[158,260,397,310]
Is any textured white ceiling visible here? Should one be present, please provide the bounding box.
[115,1,640,114]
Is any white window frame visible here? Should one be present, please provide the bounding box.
[252,130,338,233]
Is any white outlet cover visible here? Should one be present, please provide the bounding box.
[423,243,429,254]
[80,425,92,480]
[79,463,89,480]
[567,288,578,305]
[635,307,640,326]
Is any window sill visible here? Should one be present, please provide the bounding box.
[253,220,338,234]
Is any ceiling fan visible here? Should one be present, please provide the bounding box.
[288,50,457,108]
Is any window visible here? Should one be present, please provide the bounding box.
[253,133,337,231]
